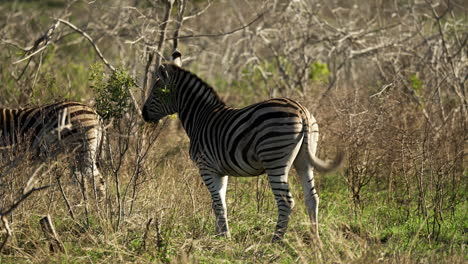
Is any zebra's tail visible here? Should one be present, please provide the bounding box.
[308,149,343,173]
[304,116,343,173]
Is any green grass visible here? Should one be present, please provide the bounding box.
[6,171,465,264]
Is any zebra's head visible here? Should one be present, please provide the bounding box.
[142,64,179,123]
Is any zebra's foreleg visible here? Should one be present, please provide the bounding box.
[88,166,106,201]
[201,173,230,238]
[267,173,295,242]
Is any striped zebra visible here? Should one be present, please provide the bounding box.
[142,63,342,241]
[0,101,106,199]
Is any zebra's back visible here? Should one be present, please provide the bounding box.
[0,101,102,156]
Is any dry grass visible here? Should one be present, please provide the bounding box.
[1,0,467,263]
[1,111,465,263]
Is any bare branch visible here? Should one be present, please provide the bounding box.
[369,83,393,98]
[173,0,188,52]
[171,12,264,40]
[0,216,12,252]
[12,18,116,72]
[143,0,174,103]
[40,215,65,253]
[0,185,50,217]
[155,0,174,66]
[12,20,61,64]
[56,19,116,72]
[182,0,212,22]
[1,39,31,51]
[1,162,54,217]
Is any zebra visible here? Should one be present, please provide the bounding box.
[142,63,342,241]
[0,101,106,199]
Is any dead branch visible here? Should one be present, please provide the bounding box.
[0,185,50,217]
[369,83,394,98]
[57,177,76,220]
[173,0,188,52]
[12,18,115,71]
[182,0,212,22]
[172,12,264,40]
[140,217,153,251]
[143,0,174,103]
[0,162,54,217]
[0,216,11,252]
[56,19,116,72]
[155,0,174,67]
[12,20,61,65]
[1,39,30,51]
[40,215,65,253]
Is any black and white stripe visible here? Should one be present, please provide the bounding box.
[0,101,105,199]
[142,64,342,241]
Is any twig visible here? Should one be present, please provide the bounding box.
[122,6,147,19]
[0,185,50,216]
[12,18,115,72]
[1,161,54,217]
[12,20,61,64]
[19,18,141,113]
[155,0,174,67]
[40,215,65,253]
[173,0,188,51]
[143,0,174,102]
[369,83,393,98]
[171,12,264,40]
[0,216,12,252]
[13,45,48,65]
[1,39,31,51]
[182,0,212,22]
[57,177,76,220]
[56,19,115,72]
[140,218,153,251]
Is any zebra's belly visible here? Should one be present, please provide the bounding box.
[221,164,265,177]
[218,152,265,177]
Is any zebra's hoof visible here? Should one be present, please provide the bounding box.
[271,234,284,243]
[214,231,231,239]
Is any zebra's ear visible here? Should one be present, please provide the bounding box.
[171,50,182,67]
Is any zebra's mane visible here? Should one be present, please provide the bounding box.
[161,63,226,106]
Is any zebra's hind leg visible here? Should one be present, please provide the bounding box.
[201,172,230,238]
[77,148,106,202]
[294,146,320,239]
[266,168,295,242]
[86,164,105,202]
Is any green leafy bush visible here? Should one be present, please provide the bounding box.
[89,63,136,120]
[309,61,329,83]
[409,74,423,95]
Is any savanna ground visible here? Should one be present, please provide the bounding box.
[0,0,466,263]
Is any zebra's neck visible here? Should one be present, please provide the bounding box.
[174,71,226,136]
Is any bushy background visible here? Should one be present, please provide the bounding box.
[0,0,466,263]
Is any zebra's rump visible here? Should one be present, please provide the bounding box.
[0,101,102,160]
